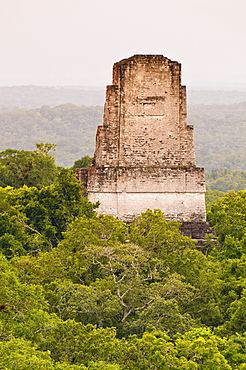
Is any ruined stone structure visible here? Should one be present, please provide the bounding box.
[77,55,211,238]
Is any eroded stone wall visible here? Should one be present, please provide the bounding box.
[94,55,195,168]
[78,55,206,224]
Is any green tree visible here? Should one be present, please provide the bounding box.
[128,209,195,254]
[0,252,61,343]
[0,337,89,369]
[0,169,97,255]
[176,328,232,369]
[70,155,92,172]
[39,320,120,365]
[0,338,56,370]
[36,143,57,155]
[0,145,57,189]
[205,189,225,208]
[207,190,246,258]
[44,279,121,328]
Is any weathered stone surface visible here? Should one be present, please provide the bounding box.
[94,55,195,168]
[77,54,207,224]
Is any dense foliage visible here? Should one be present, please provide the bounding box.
[0,84,245,366]
[0,158,246,368]
[0,143,58,189]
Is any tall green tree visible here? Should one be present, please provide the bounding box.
[0,169,97,256]
[207,190,246,258]
[0,144,57,189]
[70,155,92,172]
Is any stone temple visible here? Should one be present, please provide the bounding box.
[77,55,211,238]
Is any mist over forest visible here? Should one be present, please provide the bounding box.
[1,85,246,111]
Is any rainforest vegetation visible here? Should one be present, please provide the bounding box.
[0,146,245,369]
[0,87,245,368]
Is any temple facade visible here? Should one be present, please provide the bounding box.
[77,55,208,233]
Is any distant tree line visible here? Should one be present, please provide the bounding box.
[0,104,103,167]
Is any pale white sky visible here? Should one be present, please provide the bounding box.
[0,0,245,87]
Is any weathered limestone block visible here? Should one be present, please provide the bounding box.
[94,55,196,168]
[77,55,207,225]
[82,167,205,194]
[88,192,206,223]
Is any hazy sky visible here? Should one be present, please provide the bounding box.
[0,0,245,87]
